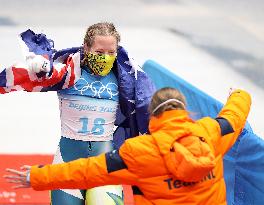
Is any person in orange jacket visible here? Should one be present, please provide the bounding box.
[4,87,251,205]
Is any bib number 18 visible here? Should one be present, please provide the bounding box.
[78,117,105,135]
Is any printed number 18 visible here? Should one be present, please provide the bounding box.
[78,117,105,135]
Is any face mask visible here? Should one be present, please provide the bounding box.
[83,52,116,76]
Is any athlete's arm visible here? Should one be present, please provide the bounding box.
[0,52,80,94]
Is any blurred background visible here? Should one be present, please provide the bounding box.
[0,0,263,204]
[0,0,264,154]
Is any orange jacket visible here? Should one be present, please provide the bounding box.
[30,90,251,205]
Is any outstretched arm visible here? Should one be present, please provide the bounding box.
[198,89,251,155]
[216,89,251,154]
[212,89,251,155]
[4,150,137,190]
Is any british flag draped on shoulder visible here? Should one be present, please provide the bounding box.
[0,29,156,147]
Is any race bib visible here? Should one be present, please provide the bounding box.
[59,94,118,141]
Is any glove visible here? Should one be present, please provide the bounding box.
[228,87,245,97]
[26,54,51,73]
[229,87,237,96]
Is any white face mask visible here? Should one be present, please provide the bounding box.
[152,99,185,114]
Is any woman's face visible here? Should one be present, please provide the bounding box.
[84,35,117,55]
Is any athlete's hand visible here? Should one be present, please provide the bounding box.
[4,165,32,189]
[26,54,51,73]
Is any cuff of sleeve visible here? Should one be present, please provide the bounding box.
[26,171,30,183]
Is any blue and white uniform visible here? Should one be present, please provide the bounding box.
[51,68,122,205]
[58,68,119,141]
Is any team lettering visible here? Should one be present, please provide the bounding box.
[164,171,216,190]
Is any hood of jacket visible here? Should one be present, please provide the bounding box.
[149,110,216,182]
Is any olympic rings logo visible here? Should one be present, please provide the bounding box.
[74,78,118,99]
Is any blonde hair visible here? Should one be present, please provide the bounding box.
[149,87,186,116]
[84,22,121,47]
